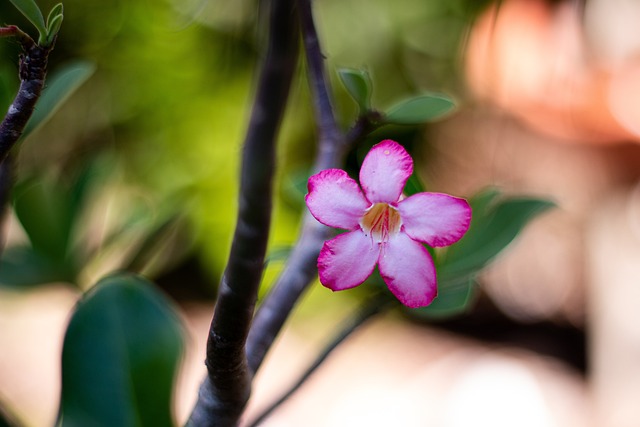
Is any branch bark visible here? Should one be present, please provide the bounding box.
[0,31,52,163]
[246,0,350,374]
[186,0,299,425]
[0,29,53,253]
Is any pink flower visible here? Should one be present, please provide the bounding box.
[305,140,471,308]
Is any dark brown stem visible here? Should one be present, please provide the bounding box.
[186,0,299,425]
[0,30,53,254]
[0,35,52,163]
[246,0,351,374]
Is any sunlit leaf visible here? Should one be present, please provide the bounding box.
[438,189,555,281]
[45,13,63,46]
[59,274,184,427]
[8,0,46,39]
[22,60,96,139]
[337,68,372,112]
[46,3,63,27]
[384,93,456,125]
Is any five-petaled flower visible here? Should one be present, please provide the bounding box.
[305,140,471,308]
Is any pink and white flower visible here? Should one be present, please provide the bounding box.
[305,140,471,308]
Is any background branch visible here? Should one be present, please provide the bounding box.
[186,0,299,425]
[247,294,395,427]
[246,0,357,374]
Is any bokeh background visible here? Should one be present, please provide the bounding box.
[1,0,640,425]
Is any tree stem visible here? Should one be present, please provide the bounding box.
[0,36,51,163]
[186,0,299,425]
[245,0,346,375]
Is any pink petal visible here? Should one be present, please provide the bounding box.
[398,192,471,247]
[359,140,413,204]
[306,169,371,230]
[378,232,437,308]
[318,230,379,291]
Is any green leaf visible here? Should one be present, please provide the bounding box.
[46,3,63,27]
[0,245,70,288]
[338,68,372,112]
[438,189,555,281]
[410,277,477,319]
[403,173,426,197]
[45,13,63,46]
[12,178,75,266]
[8,0,47,40]
[384,93,456,125]
[264,246,292,266]
[22,60,96,140]
[59,274,184,427]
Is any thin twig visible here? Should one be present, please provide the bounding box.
[186,0,299,425]
[246,294,395,427]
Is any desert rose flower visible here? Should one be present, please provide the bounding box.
[305,140,471,308]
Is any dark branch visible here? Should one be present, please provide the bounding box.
[0,34,52,163]
[186,0,299,426]
[246,0,353,374]
[0,30,53,254]
[246,294,394,427]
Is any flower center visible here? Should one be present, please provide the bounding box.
[360,203,402,243]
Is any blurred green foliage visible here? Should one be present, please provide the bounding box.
[0,0,492,294]
[60,273,184,426]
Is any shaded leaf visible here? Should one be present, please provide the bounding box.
[59,274,184,427]
[438,189,555,281]
[12,178,75,265]
[384,93,456,125]
[281,166,313,209]
[403,173,425,197]
[123,213,188,275]
[8,0,46,39]
[0,245,70,288]
[338,68,372,111]
[410,277,477,319]
[264,246,292,266]
[23,60,96,139]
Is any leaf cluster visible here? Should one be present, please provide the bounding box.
[8,0,63,46]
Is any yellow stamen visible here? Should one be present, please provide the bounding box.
[360,203,402,243]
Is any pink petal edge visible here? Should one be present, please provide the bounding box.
[318,230,379,291]
[306,169,371,230]
[378,232,437,308]
[359,140,413,204]
[398,192,471,247]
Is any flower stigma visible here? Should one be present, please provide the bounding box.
[360,203,402,243]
